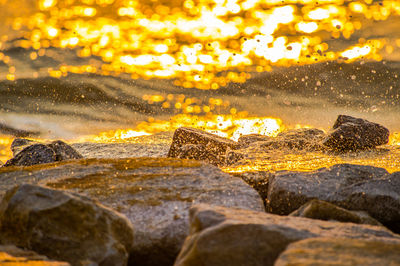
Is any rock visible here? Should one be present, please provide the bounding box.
[167,127,240,166]
[0,158,264,266]
[174,204,400,266]
[47,140,83,161]
[323,115,389,151]
[0,184,134,266]
[267,163,400,232]
[289,199,382,226]
[275,237,400,266]
[3,140,83,167]
[0,245,70,265]
[3,144,56,167]
[231,171,272,207]
[237,134,272,146]
[10,138,36,155]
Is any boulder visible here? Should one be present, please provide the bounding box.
[267,164,400,232]
[3,140,83,167]
[174,204,400,266]
[323,115,389,151]
[0,184,134,266]
[3,144,56,167]
[237,134,272,147]
[47,140,83,161]
[231,171,272,206]
[289,199,382,226]
[275,237,400,266]
[0,158,264,266]
[167,127,240,166]
[0,245,70,265]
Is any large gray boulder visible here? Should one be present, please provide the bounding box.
[0,158,264,266]
[174,204,400,266]
[0,184,134,265]
[275,237,400,266]
[267,164,400,232]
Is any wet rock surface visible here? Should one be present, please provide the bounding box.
[275,237,400,266]
[4,139,82,167]
[0,184,134,266]
[289,199,382,226]
[323,115,390,151]
[174,204,400,266]
[0,158,264,266]
[0,245,70,265]
[267,163,400,232]
[167,127,240,165]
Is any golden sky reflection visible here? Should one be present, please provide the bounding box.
[2,0,400,88]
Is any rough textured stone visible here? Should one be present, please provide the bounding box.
[237,134,272,147]
[275,237,400,266]
[174,204,400,266]
[0,245,70,265]
[47,140,83,161]
[167,127,240,165]
[267,163,400,232]
[3,140,83,167]
[10,138,36,156]
[0,158,264,266]
[3,144,56,167]
[323,115,389,151]
[0,184,134,266]
[231,171,272,207]
[289,199,382,226]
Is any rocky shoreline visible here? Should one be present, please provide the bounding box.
[0,115,399,265]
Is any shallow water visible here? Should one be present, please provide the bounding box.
[0,0,400,172]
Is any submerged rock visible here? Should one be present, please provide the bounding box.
[0,184,134,266]
[289,199,382,226]
[167,127,240,166]
[267,164,400,232]
[323,115,389,151]
[0,245,70,265]
[0,158,264,266]
[3,140,83,167]
[174,204,400,266]
[275,237,400,266]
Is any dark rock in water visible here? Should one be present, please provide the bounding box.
[237,134,272,147]
[174,204,400,266]
[3,144,56,167]
[275,237,400,266]
[3,140,83,167]
[0,158,264,266]
[10,138,36,156]
[0,184,134,266]
[168,127,240,165]
[47,140,83,161]
[323,115,389,151]
[267,164,400,232]
[0,245,70,265]
[289,199,382,226]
